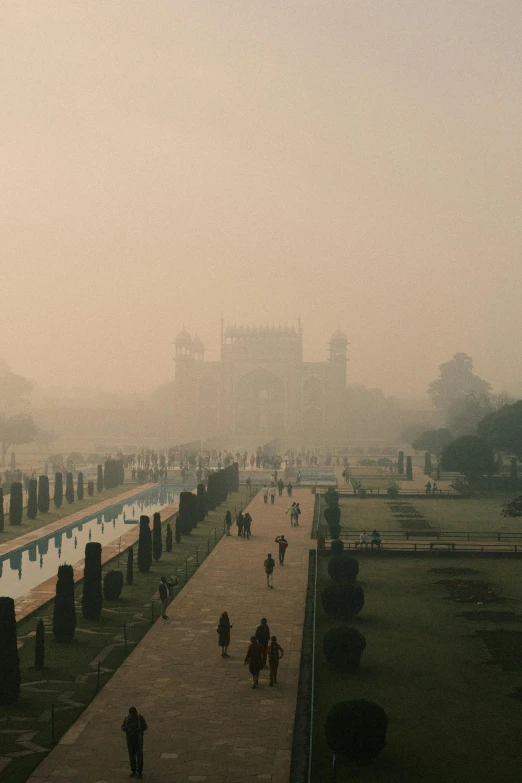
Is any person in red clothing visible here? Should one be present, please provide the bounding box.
[275,534,288,565]
[244,636,264,688]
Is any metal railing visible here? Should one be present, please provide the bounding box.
[322,529,522,542]
[307,547,318,783]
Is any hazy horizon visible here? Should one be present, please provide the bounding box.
[2,1,521,397]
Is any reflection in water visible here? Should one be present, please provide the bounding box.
[0,484,184,601]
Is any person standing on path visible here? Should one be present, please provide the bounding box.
[264,553,275,588]
[158,576,174,619]
[270,485,276,504]
[294,502,301,525]
[286,502,297,526]
[236,511,244,537]
[267,636,284,686]
[244,511,252,538]
[217,611,233,657]
[225,509,232,536]
[255,617,271,668]
[278,478,285,496]
[262,485,268,503]
[244,636,264,688]
[122,707,148,779]
[287,482,293,497]
[275,534,288,564]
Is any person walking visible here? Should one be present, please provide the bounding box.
[236,511,244,537]
[158,576,174,619]
[287,482,293,497]
[225,509,232,536]
[244,636,264,688]
[286,502,297,527]
[244,511,252,538]
[275,534,288,564]
[217,611,233,657]
[262,485,269,503]
[270,485,276,504]
[121,707,148,779]
[264,553,275,588]
[255,617,271,668]
[267,636,284,686]
[277,478,284,496]
[294,502,301,525]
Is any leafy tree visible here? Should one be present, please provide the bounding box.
[446,392,496,437]
[103,570,124,600]
[126,547,134,585]
[501,496,522,518]
[27,478,38,520]
[440,436,496,487]
[82,543,103,620]
[428,353,491,413]
[0,364,32,411]
[152,512,162,561]
[412,429,453,480]
[65,472,75,504]
[0,412,38,466]
[54,472,63,508]
[9,482,23,525]
[67,452,84,468]
[37,475,50,513]
[77,472,84,501]
[53,564,76,642]
[477,400,522,460]
[34,618,45,670]
[0,597,21,704]
[137,516,153,573]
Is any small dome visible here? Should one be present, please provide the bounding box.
[330,329,347,342]
[175,330,192,346]
[193,336,204,351]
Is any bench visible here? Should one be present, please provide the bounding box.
[429,542,455,550]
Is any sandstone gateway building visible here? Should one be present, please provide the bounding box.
[173,322,348,444]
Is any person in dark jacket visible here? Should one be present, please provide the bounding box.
[243,512,252,538]
[225,509,232,536]
[236,512,244,537]
[217,611,233,657]
[244,636,264,688]
[122,707,148,778]
[255,617,271,668]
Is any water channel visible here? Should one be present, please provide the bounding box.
[0,483,191,601]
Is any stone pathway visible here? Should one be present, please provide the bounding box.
[26,489,313,783]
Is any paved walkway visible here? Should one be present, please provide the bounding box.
[27,489,314,783]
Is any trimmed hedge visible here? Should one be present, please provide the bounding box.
[137,516,152,573]
[0,597,21,704]
[196,483,206,523]
[179,491,198,535]
[87,480,94,496]
[53,564,76,643]
[54,472,63,508]
[38,475,50,513]
[65,472,75,503]
[77,472,84,501]
[82,542,103,620]
[9,482,23,525]
[97,464,103,493]
[321,583,364,620]
[103,569,124,600]
[126,547,134,585]
[323,626,366,671]
[34,618,45,671]
[328,556,359,582]
[324,700,388,764]
[152,512,162,561]
[27,478,38,520]
[330,539,345,556]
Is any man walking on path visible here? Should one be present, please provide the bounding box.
[236,511,244,537]
[158,576,174,619]
[267,636,284,686]
[286,502,298,526]
[255,617,271,668]
[262,485,268,503]
[275,534,288,564]
[122,707,148,778]
[278,478,285,496]
[270,485,276,504]
[287,482,293,497]
[264,553,275,588]
[294,502,301,525]
[244,511,252,538]
[225,509,232,536]
[244,636,265,688]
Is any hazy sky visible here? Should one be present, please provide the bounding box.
[2,1,521,397]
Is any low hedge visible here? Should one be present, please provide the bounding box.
[323,626,366,671]
[321,583,364,620]
[325,700,388,764]
[328,556,358,582]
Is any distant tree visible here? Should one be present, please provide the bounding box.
[0,597,21,704]
[65,472,75,504]
[477,400,522,460]
[428,353,491,413]
[67,452,84,469]
[152,512,162,561]
[501,496,522,518]
[440,436,496,487]
[137,516,153,573]
[424,452,432,473]
[82,543,103,620]
[412,429,453,480]
[53,564,76,642]
[37,475,50,513]
[0,488,4,532]
[34,618,45,670]
[9,482,23,525]
[77,472,84,501]
[54,472,63,508]
[97,465,103,493]
[446,392,495,437]
[27,478,38,519]
[0,412,38,467]
[401,423,432,444]
[126,547,134,585]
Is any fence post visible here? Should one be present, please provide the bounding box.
[151,601,155,625]
[51,703,55,744]
[214,527,217,545]
[96,661,101,692]
[185,559,188,583]
[123,622,128,654]
[207,538,210,555]
[196,546,199,565]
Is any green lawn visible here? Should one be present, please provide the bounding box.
[328,495,521,538]
[0,486,249,783]
[0,484,147,546]
[313,554,522,782]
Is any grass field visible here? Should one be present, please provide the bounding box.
[312,554,522,782]
[0,486,249,783]
[0,484,147,546]
[327,495,521,538]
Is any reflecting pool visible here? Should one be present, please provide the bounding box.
[0,484,189,601]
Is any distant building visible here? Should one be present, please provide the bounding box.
[173,321,348,443]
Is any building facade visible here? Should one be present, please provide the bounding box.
[173,322,348,444]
